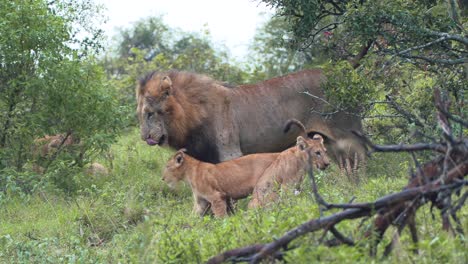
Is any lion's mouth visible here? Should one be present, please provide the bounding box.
[146,135,166,146]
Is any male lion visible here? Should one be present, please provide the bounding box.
[162,120,330,217]
[248,120,330,208]
[137,70,365,171]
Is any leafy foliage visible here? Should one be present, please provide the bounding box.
[322,61,376,113]
[0,1,465,262]
[0,130,466,263]
[258,0,466,143]
[247,16,309,81]
[0,0,121,193]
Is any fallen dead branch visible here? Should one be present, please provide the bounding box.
[207,88,467,263]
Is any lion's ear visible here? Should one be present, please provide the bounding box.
[296,136,307,151]
[160,76,173,95]
[312,134,324,144]
[175,151,185,166]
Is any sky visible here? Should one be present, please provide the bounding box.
[96,0,274,61]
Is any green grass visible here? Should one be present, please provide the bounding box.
[0,129,466,263]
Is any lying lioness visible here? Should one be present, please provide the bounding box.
[248,120,330,208]
[162,120,330,217]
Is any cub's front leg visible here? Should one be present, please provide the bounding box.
[249,179,279,208]
[193,194,211,216]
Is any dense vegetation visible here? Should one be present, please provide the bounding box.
[0,0,466,263]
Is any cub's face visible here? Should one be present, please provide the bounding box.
[296,135,330,170]
[162,150,186,189]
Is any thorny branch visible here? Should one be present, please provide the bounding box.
[207,89,467,264]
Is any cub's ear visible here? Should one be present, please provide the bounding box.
[160,76,173,95]
[174,151,185,166]
[312,134,324,144]
[296,136,307,151]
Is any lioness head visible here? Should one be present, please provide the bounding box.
[162,149,187,189]
[296,135,330,170]
[137,74,177,147]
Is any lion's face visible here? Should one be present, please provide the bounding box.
[162,150,186,189]
[137,76,176,146]
[296,135,330,170]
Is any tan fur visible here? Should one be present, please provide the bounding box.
[85,162,109,177]
[33,134,76,158]
[32,134,78,173]
[137,71,227,149]
[249,126,330,208]
[162,149,278,217]
[137,70,366,168]
[162,120,330,216]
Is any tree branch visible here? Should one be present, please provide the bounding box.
[207,177,466,264]
[392,36,450,57]
[350,40,374,69]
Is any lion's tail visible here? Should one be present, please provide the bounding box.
[283,119,307,136]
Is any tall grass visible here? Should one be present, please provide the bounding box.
[0,129,466,263]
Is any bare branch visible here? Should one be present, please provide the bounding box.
[352,131,447,154]
[386,95,426,128]
[424,30,468,46]
[207,178,466,264]
[208,91,467,263]
[42,131,73,174]
[329,226,355,246]
[397,53,467,65]
[206,244,278,264]
[393,36,451,57]
[350,40,374,69]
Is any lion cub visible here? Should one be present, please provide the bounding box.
[248,120,330,208]
[162,149,278,217]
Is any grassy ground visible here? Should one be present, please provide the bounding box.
[0,130,466,263]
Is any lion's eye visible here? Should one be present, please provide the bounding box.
[147,112,154,119]
[315,151,321,157]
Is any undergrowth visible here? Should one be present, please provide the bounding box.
[0,129,466,263]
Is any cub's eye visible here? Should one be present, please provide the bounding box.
[315,151,321,157]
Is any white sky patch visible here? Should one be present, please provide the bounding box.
[96,0,274,61]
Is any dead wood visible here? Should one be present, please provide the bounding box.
[207,88,467,263]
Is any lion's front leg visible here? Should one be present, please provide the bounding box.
[218,146,243,162]
[214,113,243,162]
[249,181,278,209]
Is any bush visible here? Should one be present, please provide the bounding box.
[0,0,122,194]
